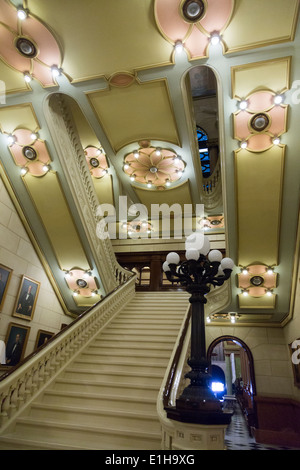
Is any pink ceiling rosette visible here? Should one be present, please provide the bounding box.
[0,0,62,86]
[65,269,98,297]
[234,91,287,152]
[124,146,185,187]
[154,0,233,59]
[238,264,277,297]
[85,146,109,178]
[9,128,51,176]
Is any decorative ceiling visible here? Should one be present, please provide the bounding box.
[0,0,299,324]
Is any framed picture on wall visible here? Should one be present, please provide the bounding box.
[0,264,13,312]
[5,322,30,366]
[34,329,54,350]
[13,276,40,321]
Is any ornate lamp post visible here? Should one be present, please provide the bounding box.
[162,233,234,424]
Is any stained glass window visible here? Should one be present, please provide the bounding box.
[197,126,210,178]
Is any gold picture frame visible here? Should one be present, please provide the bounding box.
[13,275,40,321]
[0,263,13,312]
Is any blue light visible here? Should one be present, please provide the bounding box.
[211,381,224,392]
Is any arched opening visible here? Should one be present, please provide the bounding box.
[207,335,257,431]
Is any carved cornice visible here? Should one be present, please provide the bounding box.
[44,93,127,292]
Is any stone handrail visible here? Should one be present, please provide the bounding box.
[157,301,192,449]
[0,274,136,434]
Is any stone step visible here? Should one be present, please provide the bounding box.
[52,378,160,399]
[78,349,170,364]
[28,403,161,433]
[39,390,157,413]
[61,368,163,386]
[0,419,161,450]
[71,358,167,374]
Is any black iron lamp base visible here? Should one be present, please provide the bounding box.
[165,383,232,425]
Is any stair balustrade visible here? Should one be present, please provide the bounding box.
[0,274,136,435]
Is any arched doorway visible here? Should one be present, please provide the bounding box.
[207,335,257,430]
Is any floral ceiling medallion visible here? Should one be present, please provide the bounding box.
[64,268,99,300]
[234,91,287,152]
[123,142,186,189]
[8,129,51,177]
[84,146,109,179]
[155,0,234,59]
[181,0,206,22]
[250,113,270,132]
[238,264,277,298]
[122,220,153,237]
[109,72,136,88]
[0,0,62,86]
[15,36,38,58]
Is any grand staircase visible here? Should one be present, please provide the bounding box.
[0,291,189,450]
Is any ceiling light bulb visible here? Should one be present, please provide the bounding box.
[206,316,211,323]
[24,72,32,83]
[242,290,248,297]
[267,267,274,275]
[273,137,280,145]
[7,135,16,146]
[124,163,130,170]
[17,8,28,20]
[155,148,161,156]
[274,94,283,105]
[133,151,139,158]
[239,100,248,110]
[242,268,248,275]
[210,34,220,46]
[147,182,152,188]
[175,40,183,52]
[51,66,61,78]
[266,289,272,297]
[230,314,236,323]
[30,132,38,141]
[240,141,248,149]
[165,180,171,187]
[20,167,28,175]
[177,170,183,177]
[130,175,135,181]
[43,164,50,172]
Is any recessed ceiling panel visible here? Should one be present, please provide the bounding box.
[27,0,173,81]
[24,171,90,270]
[134,180,193,213]
[231,57,291,100]
[87,79,180,152]
[223,0,299,53]
[235,146,285,267]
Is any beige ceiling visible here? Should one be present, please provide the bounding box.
[0,0,299,324]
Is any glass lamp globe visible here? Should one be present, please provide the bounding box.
[199,235,210,255]
[186,248,199,261]
[166,252,180,265]
[208,250,223,262]
[162,261,170,272]
[220,257,234,270]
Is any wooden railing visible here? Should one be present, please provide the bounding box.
[0,274,136,433]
